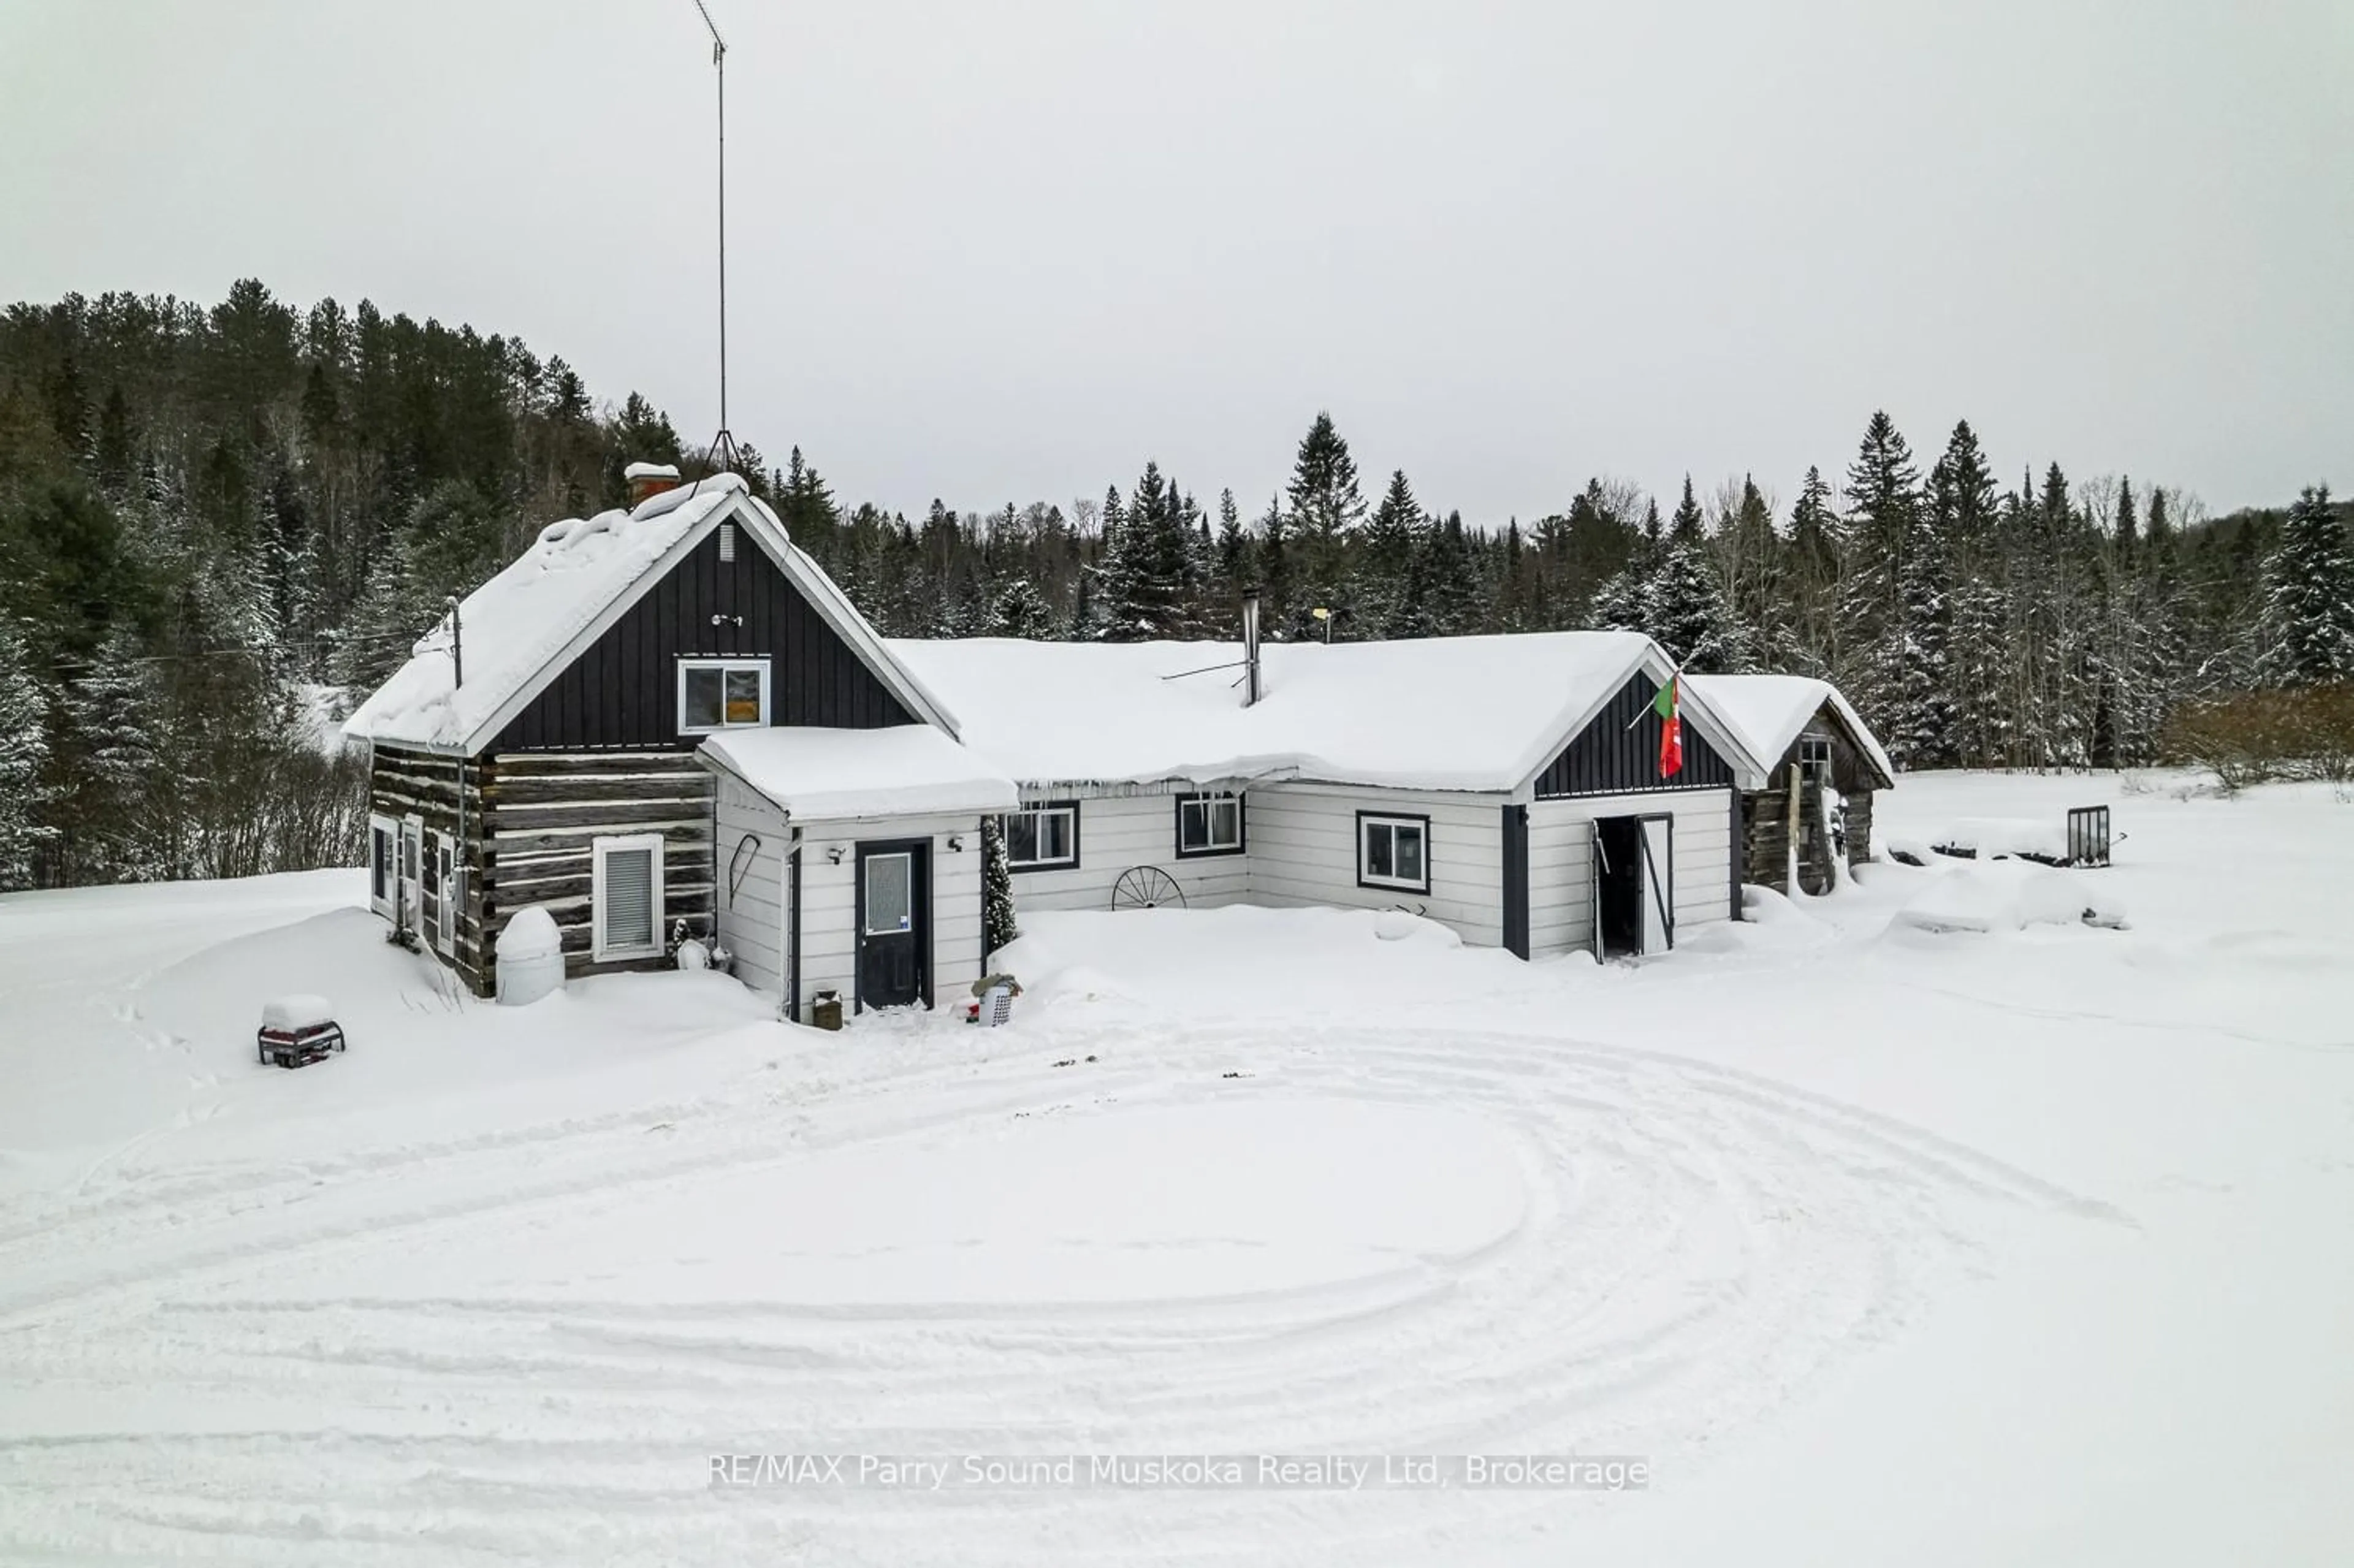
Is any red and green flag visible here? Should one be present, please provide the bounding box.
[1653,676,1683,778]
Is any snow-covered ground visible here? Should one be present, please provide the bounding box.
[1,771,2348,1566]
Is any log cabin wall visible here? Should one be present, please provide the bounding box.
[367,743,493,991]
[476,751,716,990]
[1734,708,1881,897]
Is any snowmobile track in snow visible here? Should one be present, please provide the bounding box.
[0,1023,2122,1566]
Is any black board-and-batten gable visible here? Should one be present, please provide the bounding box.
[492,516,917,753]
[1533,671,1734,797]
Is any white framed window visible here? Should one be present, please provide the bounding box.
[1357,812,1430,894]
[399,817,423,931]
[1176,793,1244,858]
[1799,735,1834,786]
[864,851,914,935]
[368,813,397,917]
[428,831,458,956]
[1002,802,1079,871]
[592,833,666,962]
[677,658,771,734]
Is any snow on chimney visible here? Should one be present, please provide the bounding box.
[1241,588,1263,707]
[625,461,683,508]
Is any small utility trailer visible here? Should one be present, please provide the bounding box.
[256,995,346,1069]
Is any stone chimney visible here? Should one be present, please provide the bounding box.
[625,461,683,508]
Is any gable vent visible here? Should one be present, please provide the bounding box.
[718,522,737,562]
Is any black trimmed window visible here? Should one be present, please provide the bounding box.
[1003,801,1080,871]
[677,658,771,734]
[1357,812,1430,894]
[1175,793,1245,858]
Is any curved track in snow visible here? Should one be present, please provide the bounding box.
[0,1022,2117,1566]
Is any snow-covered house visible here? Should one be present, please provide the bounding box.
[891,631,1777,961]
[1683,674,1895,896]
[345,474,1786,1013]
[342,473,1002,1010]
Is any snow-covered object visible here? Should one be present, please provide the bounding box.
[888,633,1770,792]
[700,725,1017,820]
[495,906,563,960]
[495,907,566,1006]
[1892,859,2128,934]
[1934,816,2069,861]
[259,994,334,1033]
[1373,908,1422,942]
[622,460,680,481]
[674,939,711,972]
[1681,672,1896,786]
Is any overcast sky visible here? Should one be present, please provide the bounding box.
[4,0,2348,522]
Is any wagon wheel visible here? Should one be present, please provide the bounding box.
[1110,865,1186,911]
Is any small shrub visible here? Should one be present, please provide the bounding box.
[2162,683,2354,793]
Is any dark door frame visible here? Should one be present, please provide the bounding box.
[853,837,933,1013]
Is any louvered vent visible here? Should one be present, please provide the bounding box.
[718,522,736,561]
[601,848,655,950]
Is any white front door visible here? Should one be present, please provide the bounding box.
[1639,815,1674,954]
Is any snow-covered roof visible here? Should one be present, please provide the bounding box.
[888,632,1773,794]
[699,725,1018,820]
[341,476,956,753]
[623,461,680,481]
[1681,674,1895,787]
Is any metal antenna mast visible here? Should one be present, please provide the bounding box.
[690,0,740,480]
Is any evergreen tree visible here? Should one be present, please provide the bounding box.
[1836,411,1927,751]
[1589,566,1646,635]
[1644,542,1745,672]
[2264,484,2354,685]
[1097,461,1194,639]
[1719,474,1786,666]
[56,625,162,882]
[1781,465,1841,675]
[1926,420,1998,562]
[1283,411,1364,634]
[777,446,839,539]
[1668,474,1705,544]
[981,816,1018,959]
[1213,487,1252,605]
[1255,492,1290,629]
[985,575,1057,639]
[1361,468,1423,635]
[0,620,53,890]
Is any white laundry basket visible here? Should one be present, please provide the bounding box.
[495,907,566,1006]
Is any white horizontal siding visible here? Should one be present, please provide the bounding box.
[1526,787,1735,957]
[791,811,988,1020]
[712,774,789,997]
[1008,791,1251,913]
[1247,785,1506,947]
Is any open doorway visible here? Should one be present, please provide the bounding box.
[1593,813,1674,958]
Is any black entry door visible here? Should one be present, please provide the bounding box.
[855,840,929,1010]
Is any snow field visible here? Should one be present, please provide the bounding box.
[0,769,2348,1565]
